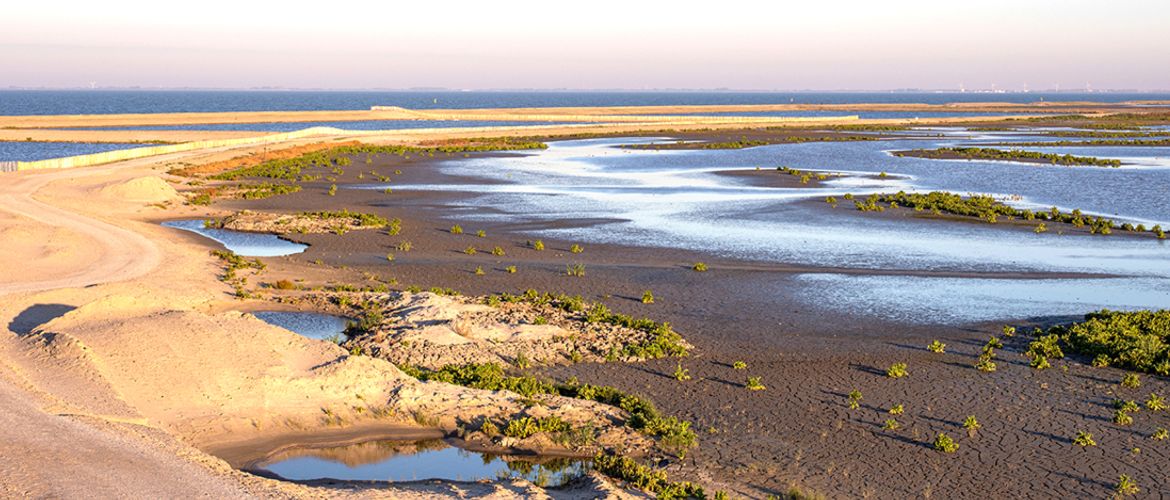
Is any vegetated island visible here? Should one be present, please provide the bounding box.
[1030,309,1170,375]
[987,138,1170,147]
[842,191,1166,238]
[892,147,1122,167]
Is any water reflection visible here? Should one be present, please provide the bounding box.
[255,439,589,485]
[162,220,307,257]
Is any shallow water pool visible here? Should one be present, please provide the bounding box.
[252,311,348,341]
[162,220,307,257]
[255,439,589,485]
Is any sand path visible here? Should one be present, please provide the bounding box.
[0,161,165,295]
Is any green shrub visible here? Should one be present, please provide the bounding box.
[673,363,692,381]
[450,224,463,234]
[883,418,900,430]
[927,340,946,353]
[491,246,505,256]
[591,454,705,499]
[1113,410,1134,426]
[642,290,654,304]
[1049,310,1170,375]
[887,362,908,379]
[566,263,586,277]
[692,262,708,272]
[530,240,545,251]
[1074,431,1096,447]
[476,229,486,238]
[1153,428,1168,441]
[570,244,583,254]
[933,433,959,453]
[975,355,997,372]
[746,376,766,391]
[847,389,862,410]
[1122,373,1141,389]
[894,147,1122,167]
[1146,393,1166,412]
[1115,475,1139,497]
[963,415,981,433]
[505,265,517,274]
[732,361,747,370]
[464,246,477,255]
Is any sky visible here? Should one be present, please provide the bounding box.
[3,0,1168,91]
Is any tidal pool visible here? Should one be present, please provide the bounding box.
[353,133,1170,322]
[254,439,589,485]
[162,220,307,257]
[252,311,348,341]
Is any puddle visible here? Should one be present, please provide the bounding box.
[253,439,590,485]
[162,220,307,257]
[252,311,349,341]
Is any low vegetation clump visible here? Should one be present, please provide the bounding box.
[1115,475,1140,497]
[491,290,691,359]
[1146,393,1166,412]
[1121,373,1142,389]
[591,454,706,499]
[732,361,747,370]
[503,415,571,439]
[529,239,545,251]
[856,191,1129,236]
[300,209,390,228]
[1074,431,1097,447]
[450,224,463,234]
[642,290,655,304]
[847,389,862,410]
[566,263,586,277]
[1153,428,1169,441]
[402,363,697,455]
[889,404,904,415]
[673,363,692,381]
[210,250,266,298]
[569,244,584,254]
[883,418,900,430]
[995,138,1170,147]
[1045,309,1170,375]
[745,376,766,391]
[927,340,946,353]
[237,182,302,200]
[933,433,959,453]
[886,362,908,378]
[963,415,981,434]
[209,141,547,181]
[692,262,709,272]
[893,147,1122,167]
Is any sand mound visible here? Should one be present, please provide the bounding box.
[390,292,566,345]
[98,176,180,203]
[19,293,645,460]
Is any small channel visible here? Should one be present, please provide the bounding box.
[162,219,307,257]
[252,439,590,485]
[252,311,348,341]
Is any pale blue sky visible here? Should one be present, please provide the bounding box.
[2,0,1167,90]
